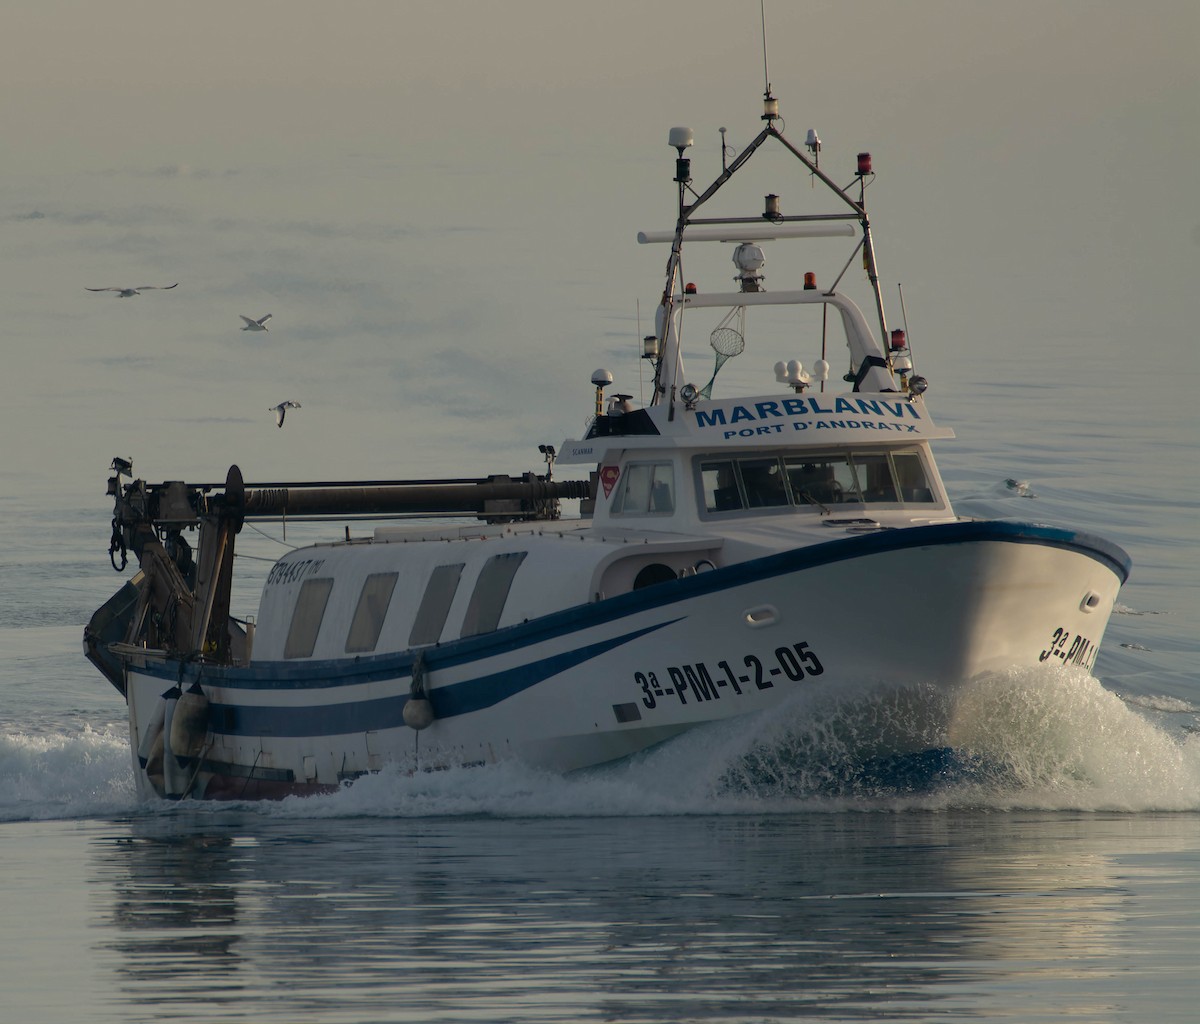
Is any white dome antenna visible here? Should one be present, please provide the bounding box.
[733,242,766,292]
[669,127,694,185]
[668,127,694,154]
[805,129,821,167]
[591,368,614,417]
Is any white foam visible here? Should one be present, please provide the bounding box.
[0,726,139,822]
[6,666,1199,822]
[1121,693,1198,715]
[938,666,1200,811]
[262,666,1200,818]
[1113,603,1165,616]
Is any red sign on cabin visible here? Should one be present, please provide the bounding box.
[599,465,620,498]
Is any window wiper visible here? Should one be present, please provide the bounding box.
[797,489,831,515]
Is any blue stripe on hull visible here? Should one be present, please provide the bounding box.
[207,619,676,737]
[132,520,1129,741]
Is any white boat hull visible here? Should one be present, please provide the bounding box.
[120,521,1128,800]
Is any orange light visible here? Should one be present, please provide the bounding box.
[685,282,697,294]
[803,272,817,290]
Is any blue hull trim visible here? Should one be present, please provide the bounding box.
[207,619,676,738]
[131,520,1129,740]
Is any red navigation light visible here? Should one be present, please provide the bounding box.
[890,328,907,351]
[857,152,872,175]
[684,282,697,294]
[803,272,817,290]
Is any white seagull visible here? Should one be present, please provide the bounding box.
[86,283,178,297]
[270,400,300,428]
[240,313,272,332]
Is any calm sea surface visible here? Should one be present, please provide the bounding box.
[2,349,1198,1023]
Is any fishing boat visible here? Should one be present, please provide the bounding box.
[85,83,1131,801]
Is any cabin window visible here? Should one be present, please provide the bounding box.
[611,462,674,515]
[851,454,900,503]
[345,572,399,654]
[284,577,334,659]
[701,460,744,511]
[461,551,528,637]
[893,452,936,502]
[739,457,789,508]
[409,563,464,646]
[784,457,856,507]
[700,449,938,514]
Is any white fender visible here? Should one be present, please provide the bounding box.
[136,696,167,771]
[160,685,190,799]
[169,682,210,762]
[403,698,434,730]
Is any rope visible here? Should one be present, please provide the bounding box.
[108,518,127,571]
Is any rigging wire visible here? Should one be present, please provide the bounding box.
[245,520,299,549]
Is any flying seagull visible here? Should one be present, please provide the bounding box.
[270,400,300,428]
[240,313,272,332]
[86,284,178,297]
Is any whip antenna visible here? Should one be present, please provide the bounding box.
[637,298,644,405]
[760,1,771,99]
[898,283,916,369]
[759,1,779,122]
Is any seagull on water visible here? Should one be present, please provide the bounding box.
[240,313,272,332]
[270,400,301,428]
[86,284,178,297]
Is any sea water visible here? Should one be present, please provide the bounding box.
[2,357,1198,1022]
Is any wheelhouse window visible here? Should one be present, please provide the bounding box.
[284,577,334,659]
[784,457,857,507]
[345,572,398,654]
[461,551,528,637]
[409,563,464,646]
[893,452,935,502]
[700,449,937,513]
[738,457,789,508]
[611,462,675,515]
[701,461,743,511]
[845,454,899,503]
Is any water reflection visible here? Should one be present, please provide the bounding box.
[89,812,1200,1022]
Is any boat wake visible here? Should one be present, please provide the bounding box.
[0,725,138,822]
[3,666,1198,823]
[709,666,1200,811]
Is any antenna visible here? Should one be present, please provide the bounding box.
[637,298,644,405]
[760,0,771,98]
[898,282,916,368]
[759,1,778,122]
[893,282,920,394]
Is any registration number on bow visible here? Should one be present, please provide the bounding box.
[1039,627,1098,670]
[635,641,825,709]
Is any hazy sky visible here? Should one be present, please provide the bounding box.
[3,0,1196,497]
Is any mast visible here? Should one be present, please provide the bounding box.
[647,92,896,404]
